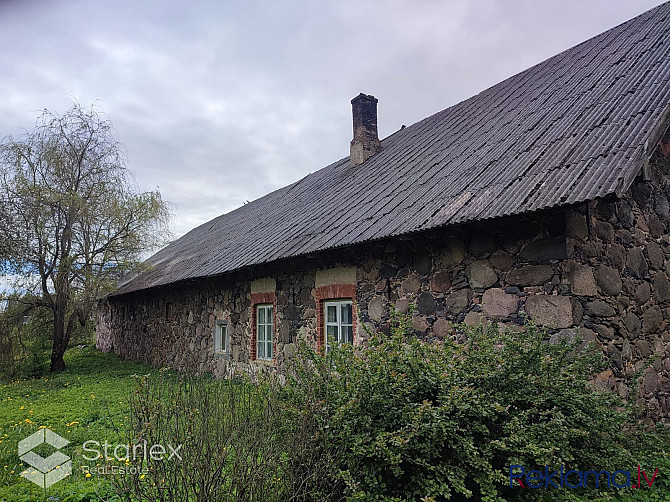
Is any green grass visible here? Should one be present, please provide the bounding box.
[0,348,152,502]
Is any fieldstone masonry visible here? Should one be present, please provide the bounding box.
[98,143,670,422]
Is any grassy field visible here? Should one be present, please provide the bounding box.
[2,343,668,502]
[0,348,152,502]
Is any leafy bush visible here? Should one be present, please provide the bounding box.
[0,299,51,380]
[116,370,332,502]
[286,310,670,501]
[117,310,669,501]
[0,297,95,381]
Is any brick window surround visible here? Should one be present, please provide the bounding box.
[250,292,276,362]
[315,284,357,351]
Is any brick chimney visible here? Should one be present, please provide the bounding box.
[350,93,381,166]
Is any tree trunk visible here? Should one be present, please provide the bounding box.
[50,349,66,372]
[50,304,67,372]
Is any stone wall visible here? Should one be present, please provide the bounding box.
[97,144,670,422]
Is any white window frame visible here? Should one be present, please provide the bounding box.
[214,320,229,357]
[324,300,353,352]
[256,304,274,361]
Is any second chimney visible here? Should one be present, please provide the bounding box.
[350,93,381,166]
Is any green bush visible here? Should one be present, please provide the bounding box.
[117,370,332,502]
[116,310,669,501]
[0,297,95,381]
[286,310,670,501]
[0,300,51,381]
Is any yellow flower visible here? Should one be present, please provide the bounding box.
[139,474,145,480]
[86,473,91,478]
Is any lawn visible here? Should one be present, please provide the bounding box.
[0,348,152,502]
[2,338,669,502]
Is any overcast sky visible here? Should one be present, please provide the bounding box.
[0,0,665,238]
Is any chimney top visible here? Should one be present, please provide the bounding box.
[350,93,381,166]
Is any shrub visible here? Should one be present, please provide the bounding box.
[116,370,332,502]
[286,310,669,501]
[0,300,51,380]
[117,310,669,501]
[0,296,95,381]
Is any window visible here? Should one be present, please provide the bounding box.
[315,283,356,351]
[165,302,174,321]
[324,300,353,351]
[214,321,229,356]
[250,291,276,362]
[256,305,273,361]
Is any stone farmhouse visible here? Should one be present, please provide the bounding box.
[97,4,670,421]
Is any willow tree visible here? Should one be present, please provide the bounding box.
[0,102,171,372]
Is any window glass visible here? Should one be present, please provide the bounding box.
[341,303,352,324]
[326,304,337,323]
[342,325,353,344]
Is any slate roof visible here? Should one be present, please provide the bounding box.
[115,2,670,295]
